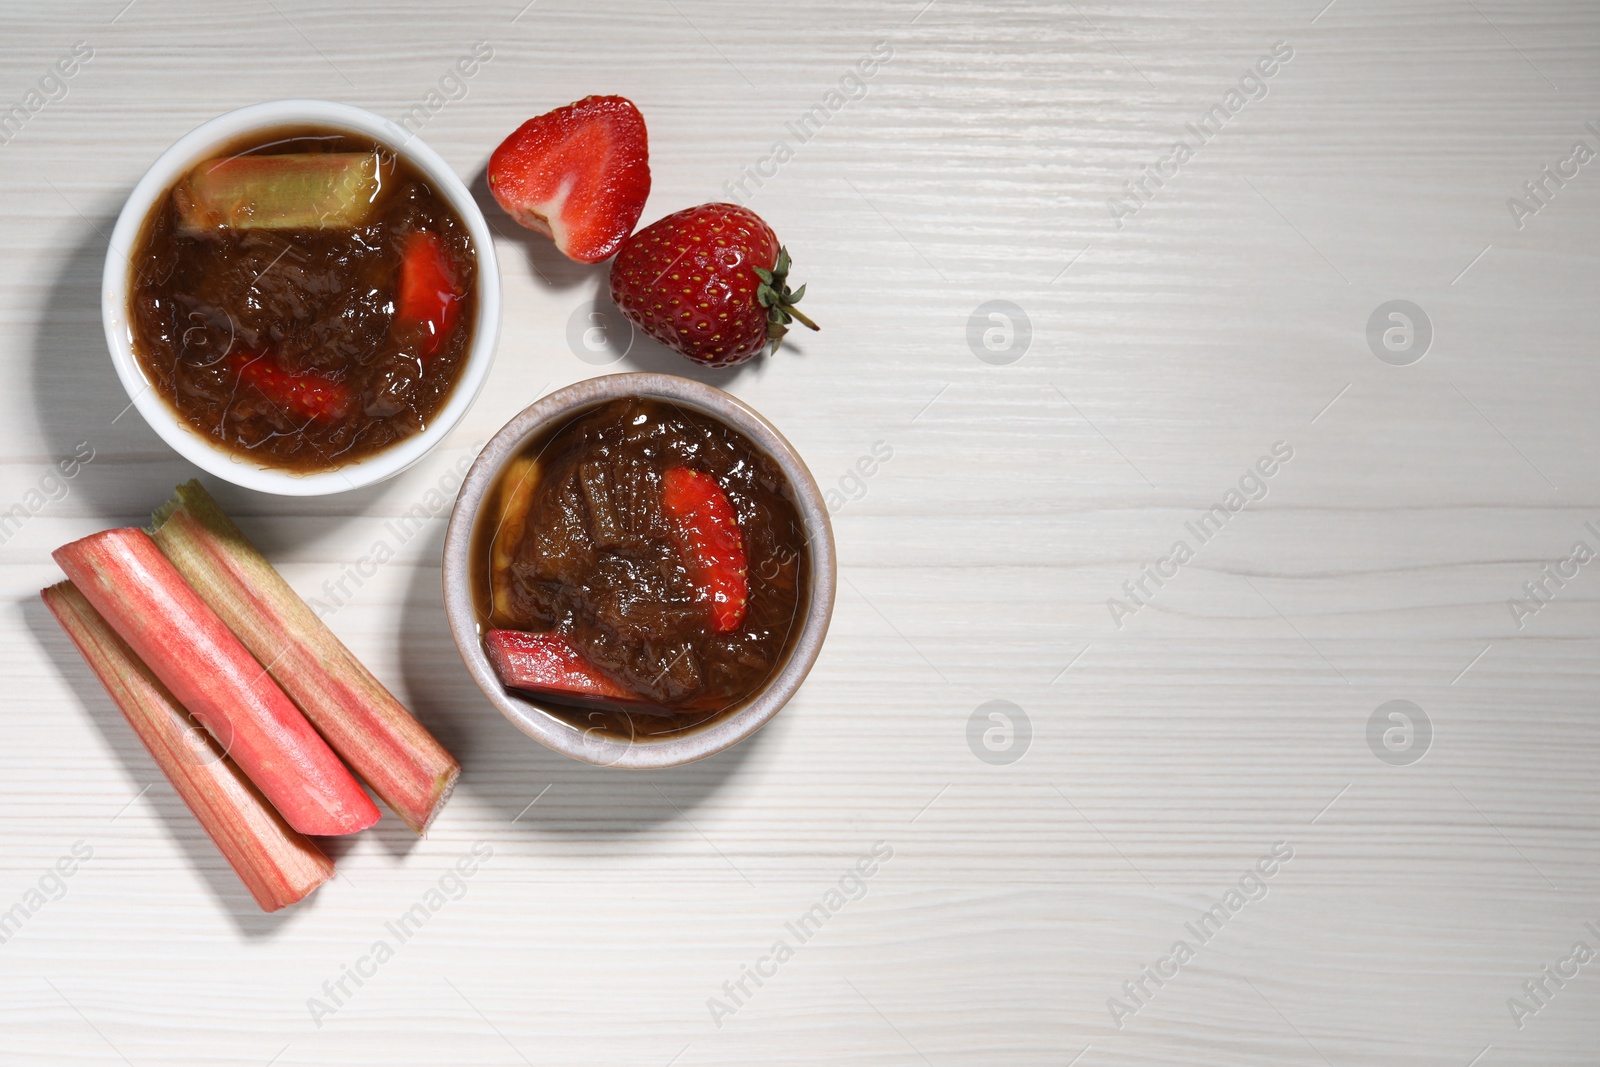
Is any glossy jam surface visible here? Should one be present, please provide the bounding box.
[475,397,808,738]
[128,127,476,472]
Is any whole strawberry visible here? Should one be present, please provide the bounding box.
[609,203,817,367]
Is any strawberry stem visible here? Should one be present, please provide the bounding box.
[786,305,820,332]
[754,246,820,354]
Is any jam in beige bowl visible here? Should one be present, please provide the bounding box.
[442,374,835,768]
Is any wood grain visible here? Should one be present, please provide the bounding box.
[2,0,1598,1063]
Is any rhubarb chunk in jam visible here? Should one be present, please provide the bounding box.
[473,398,808,739]
[128,126,476,472]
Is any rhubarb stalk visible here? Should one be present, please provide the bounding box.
[42,582,334,912]
[150,481,459,834]
[486,629,648,707]
[52,528,381,836]
[176,151,389,232]
[486,455,539,627]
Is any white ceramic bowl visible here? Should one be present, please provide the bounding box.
[442,374,837,769]
[101,100,501,496]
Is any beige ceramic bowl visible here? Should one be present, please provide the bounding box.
[442,374,835,768]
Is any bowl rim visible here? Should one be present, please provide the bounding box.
[442,373,837,769]
[101,98,501,497]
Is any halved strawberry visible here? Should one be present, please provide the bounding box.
[396,230,463,355]
[487,95,650,264]
[227,351,353,422]
[485,629,639,704]
[661,467,748,633]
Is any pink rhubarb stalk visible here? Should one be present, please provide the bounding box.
[52,528,380,836]
[150,482,458,834]
[486,629,644,706]
[43,582,334,911]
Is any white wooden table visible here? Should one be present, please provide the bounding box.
[4,1,1598,1062]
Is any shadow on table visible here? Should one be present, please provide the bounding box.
[31,189,812,526]
[24,597,311,939]
[563,281,802,386]
[30,211,191,521]
[399,521,765,838]
[31,197,766,901]
[30,213,442,843]
[27,216,405,525]
[468,164,593,294]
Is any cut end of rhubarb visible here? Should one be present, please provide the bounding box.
[416,766,460,836]
[51,525,382,839]
[304,785,383,836]
[42,581,335,912]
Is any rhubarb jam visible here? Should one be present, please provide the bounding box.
[472,397,809,739]
[127,126,476,472]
